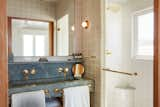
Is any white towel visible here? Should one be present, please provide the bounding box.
[63,86,90,107]
[12,90,46,107]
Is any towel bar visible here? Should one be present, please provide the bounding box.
[102,68,138,76]
[54,88,64,94]
[53,84,92,94]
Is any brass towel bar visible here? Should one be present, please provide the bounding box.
[102,68,138,76]
[54,84,92,94]
[44,84,92,95]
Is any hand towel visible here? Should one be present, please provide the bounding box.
[63,86,90,107]
[12,90,46,107]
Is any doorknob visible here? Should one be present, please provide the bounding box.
[105,50,112,55]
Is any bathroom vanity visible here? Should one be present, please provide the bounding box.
[8,58,95,106]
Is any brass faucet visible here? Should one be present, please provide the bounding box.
[22,68,37,80]
[57,67,69,80]
[30,68,36,75]
[64,68,69,80]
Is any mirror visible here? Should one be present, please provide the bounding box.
[7,0,75,57]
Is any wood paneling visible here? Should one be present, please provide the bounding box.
[0,0,8,106]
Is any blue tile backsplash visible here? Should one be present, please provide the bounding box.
[8,60,83,87]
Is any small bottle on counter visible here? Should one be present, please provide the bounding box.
[72,53,83,59]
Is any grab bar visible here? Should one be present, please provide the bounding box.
[102,68,138,76]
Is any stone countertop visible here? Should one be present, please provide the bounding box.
[9,78,95,98]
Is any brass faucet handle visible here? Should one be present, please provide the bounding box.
[44,89,50,95]
[22,69,29,80]
[30,68,36,75]
[23,69,29,75]
[58,67,64,73]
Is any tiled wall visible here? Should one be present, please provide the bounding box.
[8,61,77,86]
[7,0,56,21]
[81,0,101,107]
[55,0,75,54]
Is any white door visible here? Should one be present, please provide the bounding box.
[101,0,154,107]
[57,14,69,56]
[102,0,136,107]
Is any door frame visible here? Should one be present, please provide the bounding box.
[0,0,8,106]
[154,0,159,106]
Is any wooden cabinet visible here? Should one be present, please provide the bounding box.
[0,0,8,106]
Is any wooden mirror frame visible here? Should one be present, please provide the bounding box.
[7,17,54,56]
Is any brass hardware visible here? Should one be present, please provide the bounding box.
[82,20,90,29]
[54,88,63,94]
[44,89,50,95]
[22,68,37,80]
[30,68,36,75]
[23,69,30,80]
[64,68,69,80]
[58,67,64,73]
[88,84,92,87]
[54,85,91,94]
[102,68,138,76]
[23,69,29,75]
[58,67,69,80]
[105,50,112,55]
[64,68,69,73]
[57,28,61,31]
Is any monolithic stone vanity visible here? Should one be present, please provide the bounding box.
[8,58,95,105]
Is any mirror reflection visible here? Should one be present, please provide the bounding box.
[7,0,75,57]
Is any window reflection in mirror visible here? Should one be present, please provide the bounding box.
[12,19,50,56]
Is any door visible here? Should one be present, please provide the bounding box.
[0,0,8,106]
[102,0,154,107]
[56,14,69,56]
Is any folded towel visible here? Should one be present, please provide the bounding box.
[12,90,46,107]
[63,86,90,107]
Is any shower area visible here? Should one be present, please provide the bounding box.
[101,0,154,107]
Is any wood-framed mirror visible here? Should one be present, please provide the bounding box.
[7,0,76,59]
[8,17,54,57]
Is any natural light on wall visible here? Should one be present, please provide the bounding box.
[133,8,153,60]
